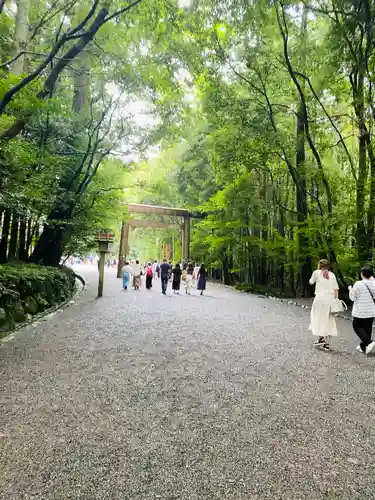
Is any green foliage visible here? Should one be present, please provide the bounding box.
[124,0,375,296]
[1,0,375,297]
[0,263,73,284]
[0,0,176,265]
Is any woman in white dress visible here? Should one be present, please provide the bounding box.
[309,259,339,351]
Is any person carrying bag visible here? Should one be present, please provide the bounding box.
[309,259,340,351]
[349,267,375,355]
[330,298,347,314]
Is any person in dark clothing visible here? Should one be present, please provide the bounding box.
[172,263,182,294]
[197,264,207,295]
[160,259,171,295]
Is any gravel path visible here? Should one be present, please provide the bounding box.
[1,265,375,500]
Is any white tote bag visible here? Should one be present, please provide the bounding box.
[330,298,347,314]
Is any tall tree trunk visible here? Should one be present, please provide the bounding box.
[25,217,33,254]
[0,0,6,15]
[288,228,296,295]
[252,226,261,285]
[29,207,73,266]
[296,98,312,296]
[18,215,27,261]
[28,60,91,267]
[221,251,230,285]
[366,138,375,260]
[261,230,268,287]
[295,5,312,297]
[0,210,11,263]
[355,67,368,262]
[11,0,30,75]
[29,223,65,266]
[246,227,252,284]
[278,208,285,294]
[8,213,19,261]
[72,54,90,115]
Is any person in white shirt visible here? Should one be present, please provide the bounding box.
[309,259,339,351]
[349,267,375,355]
[152,260,159,280]
[193,263,200,280]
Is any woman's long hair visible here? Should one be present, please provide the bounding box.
[318,259,330,279]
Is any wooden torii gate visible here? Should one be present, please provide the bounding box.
[117,204,190,278]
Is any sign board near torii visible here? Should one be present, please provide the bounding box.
[117,204,191,278]
[163,244,171,260]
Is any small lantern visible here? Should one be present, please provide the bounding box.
[95,231,114,253]
[95,231,115,299]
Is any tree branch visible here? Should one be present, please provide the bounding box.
[29,0,76,42]
[0,0,143,140]
[104,0,143,23]
[80,150,112,194]
[76,186,125,214]
[67,0,101,37]
[294,70,356,179]
[214,32,302,190]
[68,101,113,191]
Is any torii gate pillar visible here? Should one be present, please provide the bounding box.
[117,221,130,278]
[183,214,190,261]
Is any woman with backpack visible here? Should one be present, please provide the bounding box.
[349,267,375,355]
[145,263,153,289]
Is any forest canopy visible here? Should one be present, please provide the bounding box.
[0,0,374,297]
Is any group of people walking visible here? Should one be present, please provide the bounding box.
[310,259,375,355]
[121,259,142,291]
[121,259,207,296]
[123,256,375,354]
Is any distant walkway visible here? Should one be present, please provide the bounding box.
[0,265,374,500]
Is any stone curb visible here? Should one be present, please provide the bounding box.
[0,273,86,342]
[263,294,352,322]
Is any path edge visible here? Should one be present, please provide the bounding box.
[0,272,86,342]
[219,283,351,322]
